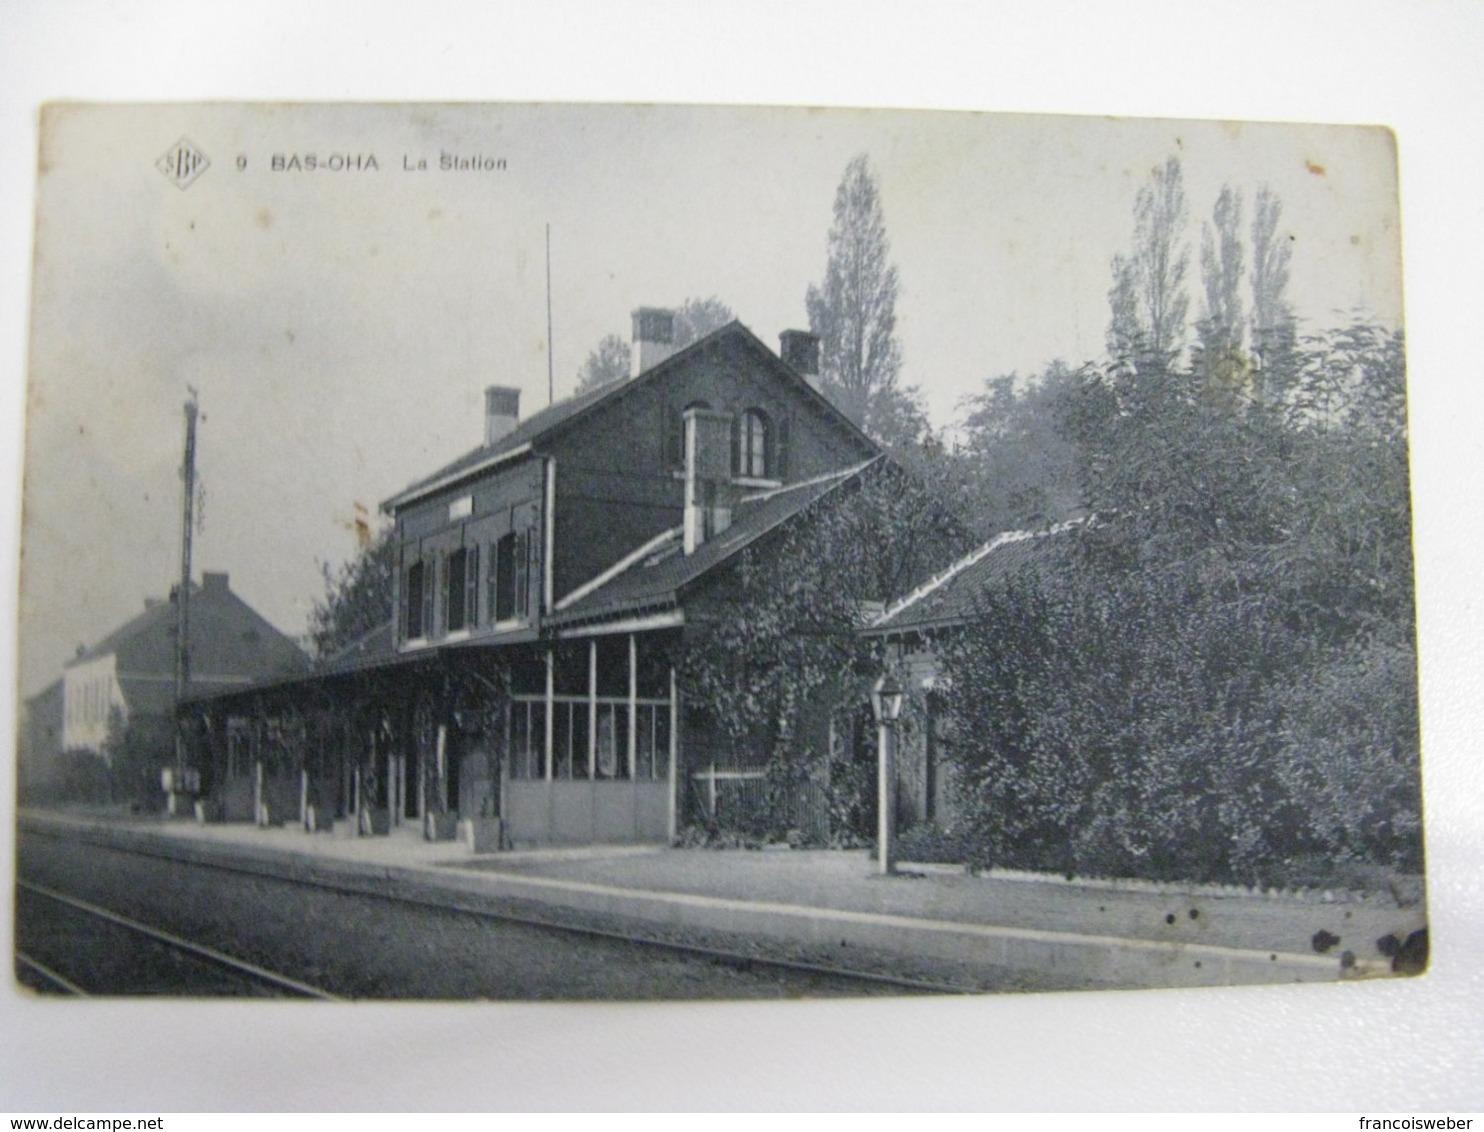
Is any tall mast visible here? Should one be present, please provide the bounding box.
[175,388,199,705]
[546,223,554,407]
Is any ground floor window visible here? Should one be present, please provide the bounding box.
[552,699,590,779]
[635,703,670,780]
[505,643,673,782]
[595,703,628,779]
[509,698,545,780]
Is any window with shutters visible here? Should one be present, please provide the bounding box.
[445,548,467,632]
[490,529,533,624]
[738,408,770,478]
[444,545,478,633]
[492,532,517,622]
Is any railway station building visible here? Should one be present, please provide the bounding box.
[182,313,901,848]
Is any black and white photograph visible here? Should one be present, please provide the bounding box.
[12,100,1425,999]
[3,3,1482,1114]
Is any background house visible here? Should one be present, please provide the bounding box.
[21,573,308,806]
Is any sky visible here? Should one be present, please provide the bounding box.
[17,103,1403,698]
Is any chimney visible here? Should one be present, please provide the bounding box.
[631,307,678,378]
[780,330,821,389]
[485,385,521,446]
[202,571,230,595]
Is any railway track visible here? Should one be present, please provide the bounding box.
[15,880,343,999]
[18,826,978,997]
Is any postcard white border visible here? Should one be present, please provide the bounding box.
[2,0,1482,1113]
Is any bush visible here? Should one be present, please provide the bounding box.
[935,327,1422,890]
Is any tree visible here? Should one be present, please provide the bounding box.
[1106,254,1142,365]
[574,297,736,395]
[955,362,1086,536]
[103,705,174,809]
[679,460,973,841]
[1194,185,1249,399]
[806,154,907,434]
[673,296,734,347]
[1249,185,1300,402]
[938,321,1421,886]
[308,526,396,661]
[575,334,631,393]
[1107,156,1191,372]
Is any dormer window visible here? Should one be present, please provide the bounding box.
[666,399,712,468]
[734,408,788,481]
[737,409,770,478]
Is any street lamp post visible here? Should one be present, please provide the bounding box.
[871,672,905,877]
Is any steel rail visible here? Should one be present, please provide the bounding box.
[15,949,90,996]
[17,879,343,1001]
[21,825,979,996]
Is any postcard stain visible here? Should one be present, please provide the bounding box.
[1306,160,1327,176]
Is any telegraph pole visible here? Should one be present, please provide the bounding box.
[545,223,554,407]
[176,389,198,704]
[171,389,199,812]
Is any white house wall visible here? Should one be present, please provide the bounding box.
[62,653,123,755]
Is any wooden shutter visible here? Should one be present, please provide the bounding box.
[422,554,436,638]
[465,543,480,628]
[776,415,790,480]
[399,561,410,640]
[486,543,498,625]
[514,531,530,618]
[730,413,742,477]
[440,552,452,634]
[406,561,425,639]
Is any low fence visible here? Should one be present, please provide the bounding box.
[688,766,831,843]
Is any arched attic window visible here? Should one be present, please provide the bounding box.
[735,407,781,479]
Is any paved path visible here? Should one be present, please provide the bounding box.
[19,809,1427,990]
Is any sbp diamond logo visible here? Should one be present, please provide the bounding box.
[157,137,210,189]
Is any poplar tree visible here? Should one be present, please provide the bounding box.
[1195,185,1250,400]
[1107,156,1191,373]
[806,155,905,434]
[1249,185,1299,401]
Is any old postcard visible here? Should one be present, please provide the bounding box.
[13,102,1423,1004]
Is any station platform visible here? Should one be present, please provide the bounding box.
[17,809,1426,991]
